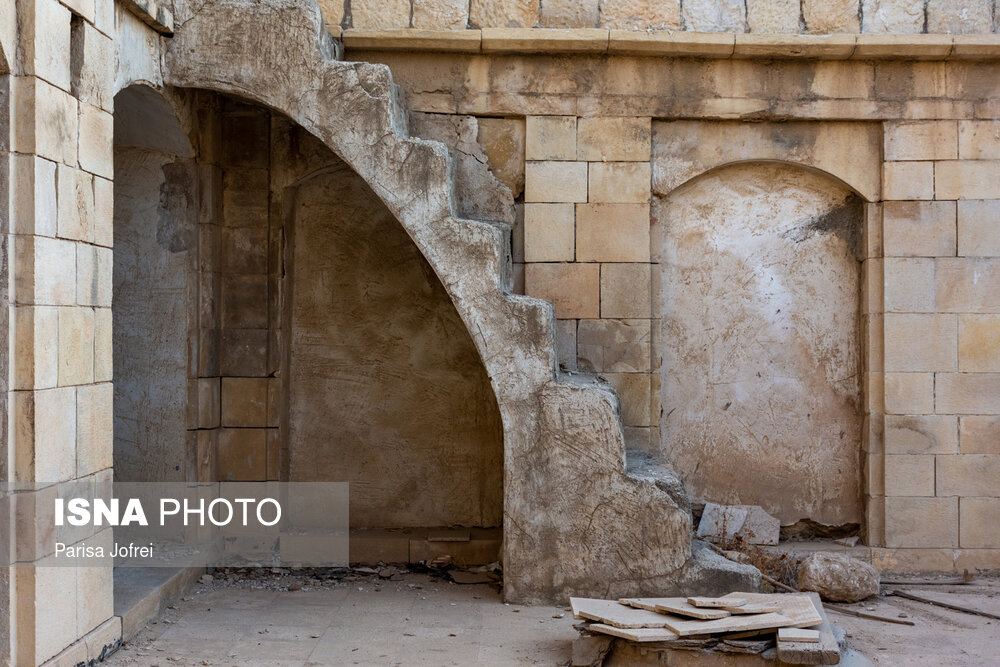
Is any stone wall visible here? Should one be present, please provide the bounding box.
[320,0,1000,33]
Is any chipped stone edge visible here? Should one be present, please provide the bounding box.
[342,29,1000,60]
[120,0,174,36]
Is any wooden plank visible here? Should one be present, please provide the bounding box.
[778,628,821,643]
[776,592,840,666]
[660,612,792,637]
[689,596,746,608]
[723,603,781,614]
[620,598,730,620]
[570,598,673,628]
[587,623,679,642]
[721,592,822,628]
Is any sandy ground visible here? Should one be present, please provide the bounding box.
[105,571,1000,666]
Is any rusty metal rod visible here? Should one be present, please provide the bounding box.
[888,590,1000,621]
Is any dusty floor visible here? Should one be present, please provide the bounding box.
[105,571,1000,666]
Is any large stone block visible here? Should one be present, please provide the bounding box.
[221,274,268,329]
[70,20,114,111]
[884,372,934,415]
[882,201,956,257]
[540,0,598,27]
[884,454,935,496]
[523,203,575,262]
[682,0,746,32]
[221,377,269,428]
[13,306,59,391]
[14,386,76,483]
[198,377,221,429]
[926,0,992,34]
[958,200,1000,257]
[958,122,1000,160]
[935,161,1000,200]
[217,428,268,481]
[936,258,1000,313]
[884,258,935,313]
[555,319,577,371]
[76,244,111,307]
[885,496,958,548]
[524,161,588,202]
[937,454,1000,496]
[93,307,111,382]
[21,0,72,91]
[959,315,1000,372]
[12,77,78,166]
[936,373,1000,414]
[58,306,95,386]
[746,0,799,33]
[470,0,538,27]
[57,164,94,243]
[960,416,1000,454]
[76,382,112,476]
[599,0,680,30]
[317,0,345,30]
[477,117,525,197]
[602,372,652,426]
[351,0,410,28]
[884,313,957,372]
[576,203,650,263]
[577,318,650,373]
[577,117,650,162]
[92,176,113,247]
[525,116,576,161]
[221,226,268,274]
[802,0,859,33]
[10,154,58,237]
[861,0,924,33]
[220,329,268,377]
[885,415,958,454]
[78,103,113,179]
[413,0,469,29]
[600,263,651,318]
[524,262,600,318]
[960,498,1000,548]
[15,235,77,305]
[884,121,957,161]
[883,161,934,200]
[588,162,650,203]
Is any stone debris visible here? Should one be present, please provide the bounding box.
[697,503,781,546]
[797,552,880,603]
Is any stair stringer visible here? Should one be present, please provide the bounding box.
[163,0,751,604]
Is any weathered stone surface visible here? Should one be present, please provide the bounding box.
[926,0,992,34]
[524,203,575,261]
[798,553,880,603]
[696,503,780,546]
[861,0,924,34]
[541,0,598,28]
[803,0,860,33]
[577,319,650,373]
[526,115,576,161]
[412,0,469,29]
[746,0,799,34]
[477,117,525,198]
[351,0,410,29]
[682,0,746,32]
[599,0,679,30]
[317,0,344,29]
[470,0,539,28]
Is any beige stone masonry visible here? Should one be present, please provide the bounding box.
[525,116,576,160]
[883,161,934,200]
[960,498,1000,548]
[344,29,482,52]
[600,263,651,318]
[600,0,680,31]
[524,161,587,202]
[884,258,935,312]
[221,377,268,427]
[470,0,539,29]
[217,428,267,481]
[937,454,1000,497]
[523,203,574,262]
[734,34,856,59]
[76,382,112,477]
[575,203,650,262]
[540,0,599,28]
[885,496,958,548]
[958,121,1000,160]
[936,374,1000,414]
[959,315,1000,372]
[482,28,609,53]
[412,0,469,30]
[935,161,1000,200]
[958,200,1000,256]
[577,117,650,162]
[884,313,957,372]
[882,200,956,258]
[524,263,600,318]
[588,162,650,203]
[884,454,935,496]
[13,306,59,391]
[927,0,993,35]
[58,306,95,386]
[885,414,958,454]
[803,0,859,33]
[884,372,934,414]
[602,372,651,427]
[607,30,734,57]
[577,318,651,373]
[351,0,411,29]
[885,121,957,161]
[960,416,1000,454]
[936,258,1000,312]
[477,118,525,197]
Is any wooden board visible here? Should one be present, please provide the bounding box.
[689,596,746,608]
[660,612,792,637]
[778,628,821,643]
[723,602,782,614]
[721,592,823,629]
[620,598,730,620]
[587,623,679,642]
[570,598,673,628]
[775,593,840,665]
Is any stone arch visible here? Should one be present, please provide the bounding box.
[654,160,869,529]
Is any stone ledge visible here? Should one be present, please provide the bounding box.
[342,29,1000,61]
[120,0,174,36]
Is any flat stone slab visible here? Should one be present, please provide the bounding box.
[620,597,731,620]
[570,597,673,628]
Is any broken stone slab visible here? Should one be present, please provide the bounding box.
[797,552,880,603]
[696,503,780,546]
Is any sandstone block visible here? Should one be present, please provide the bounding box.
[524,263,599,318]
[960,498,1000,548]
[11,77,77,166]
[351,0,410,28]
[861,0,924,33]
[221,274,268,329]
[603,372,651,426]
[23,0,72,91]
[577,117,650,162]
[682,0,746,32]
[599,0,680,30]
[470,0,539,28]
[803,0,860,33]
[196,429,218,482]
[884,454,935,496]
[959,315,1000,372]
[77,560,114,639]
[576,203,650,263]
[958,121,1000,160]
[588,162,650,203]
[477,117,525,197]
[554,319,577,371]
[217,428,268,481]
[884,258,935,313]
[198,377,221,429]
[798,553,880,603]
[884,372,934,415]
[883,161,933,200]
[936,161,1000,200]
[746,0,799,34]
[14,386,76,483]
[93,307,111,382]
[267,429,280,480]
[523,203,575,262]
[15,235,77,306]
[221,226,267,274]
[936,373,1000,414]
[58,307,94,386]
[220,329,268,377]
[540,0,598,27]
[958,200,1000,256]
[885,415,958,454]
[10,154,57,237]
[577,318,650,373]
[222,377,269,427]
[76,245,111,307]
[600,263,651,318]
[885,121,958,161]
[524,161,588,202]
[76,383,112,477]
[936,258,1000,312]
[926,0,992,35]
[884,313,957,372]
[71,20,114,111]
[13,306,59,390]
[937,454,1000,496]
[885,496,958,548]
[883,201,956,257]
[525,116,576,161]
[960,416,1000,454]
[697,503,780,546]
[92,176,113,247]
[413,0,469,29]
[57,164,94,243]
[317,0,345,30]
[78,103,113,179]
